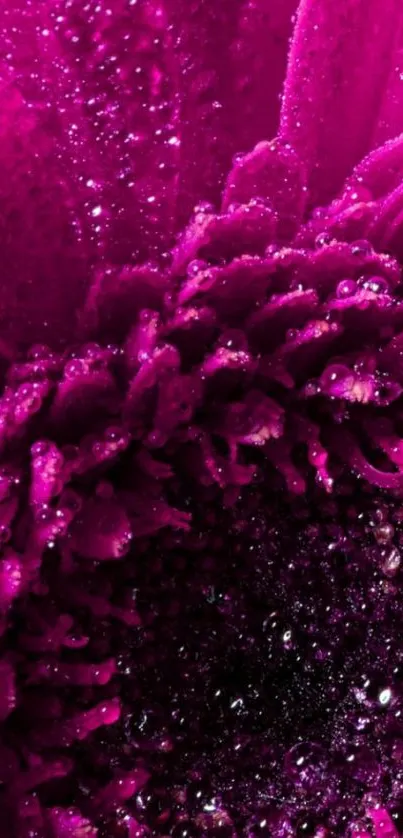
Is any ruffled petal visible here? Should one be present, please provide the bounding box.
[280,0,403,204]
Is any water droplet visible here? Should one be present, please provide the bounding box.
[382,547,401,576]
[227,202,241,214]
[282,629,294,650]
[284,742,329,792]
[27,344,53,361]
[351,239,372,257]
[312,207,328,220]
[336,279,357,298]
[379,687,392,706]
[31,440,52,458]
[315,232,332,248]
[374,523,394,545]
[193,201,214,216]
[345,743,379,784]
[187,259,208,278]
[64,359,87,378]
[362,275,389,294]
[232,152,245,166]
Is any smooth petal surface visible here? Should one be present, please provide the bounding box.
[342,133,403,201]
[232,0,299,155]
[280,0,403,204]
[222,139,307,240]
[0,0,180,266]
[164,0,245,225]
[373,27,403,146]
[52,0,180,263]
[0,83,91,348]
[166,0,297,224]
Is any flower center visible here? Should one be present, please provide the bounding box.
[2,195,403,837]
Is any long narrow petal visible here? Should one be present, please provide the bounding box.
[0,0,181,265]
[373,28,403,145]
[230,0,299,161]
[52,0,180,262]
[280,0,403,205]
[166,0,297,225]
[342,134,403,201]
[0,83,91,349]
[165,0,244,225]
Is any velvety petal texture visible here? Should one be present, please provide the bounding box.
[222,139,307,239]
[2,0,403,836]
[0,84,91,347]
[280,0,403,204]
[165,0,298,224]
[373,26,403,146]
[0,0,299,346]
[232,0,299,153]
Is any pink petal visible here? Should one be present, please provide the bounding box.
[81,265,168,342]
[0,84,91,348]
[367,808,399,838]
[0,0,180,264]
[166,0,297,224]
[48,808,98,838]
[172,204,276,273]
[0,555,22,608]
[222,139,307,239]
[280,0,403,205]
[164,0,244,224]
[0,660,16,720]
[232,0,299,155]
[94,768,150,811]
[370,181,403,259]
[71,498,132,561]
[53,0,181,262]
[373,27,403,145]
[342,133,403,201]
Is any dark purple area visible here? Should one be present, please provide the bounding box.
[2,1,403,836]
[1,222,403,837]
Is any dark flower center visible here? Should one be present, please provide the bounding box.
[2,190,403,837]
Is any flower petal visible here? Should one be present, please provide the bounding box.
[232,0,299,155]
[373,28,403,145]
[0,660,16,720]
[222,139,307,239]
[166,0,297,224]
[342,133,403,201]
[0,84,91,348]
[71,498,132,561]
[280,0,403,204]
[53,0,180,262]
[165,0,244,224]
[0,0,180,264]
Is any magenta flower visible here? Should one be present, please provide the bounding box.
[3,0,403,835]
